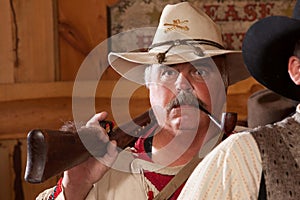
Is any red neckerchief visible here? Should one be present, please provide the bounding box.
[133,124,184,200]
[48,177,63,200]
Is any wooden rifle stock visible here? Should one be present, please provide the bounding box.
[24,109,155,184]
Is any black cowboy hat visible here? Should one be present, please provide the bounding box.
[242,14,300,101]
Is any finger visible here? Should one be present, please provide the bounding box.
[97,128,110,143]
[100,140,118,167]
[86,112,108,127]
[107,140,118,157]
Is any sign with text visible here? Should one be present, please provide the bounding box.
[109,0,296,50]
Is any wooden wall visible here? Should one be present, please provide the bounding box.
[0,0,151,198]
[2,0,295,199]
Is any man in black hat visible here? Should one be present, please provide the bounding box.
[178,3,300,200]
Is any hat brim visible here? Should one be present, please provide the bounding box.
[108,50,249,86]
[242,16,300,101]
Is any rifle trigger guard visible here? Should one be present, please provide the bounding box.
[99,120,114,134]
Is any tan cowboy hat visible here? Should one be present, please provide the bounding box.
[108,2,249,85]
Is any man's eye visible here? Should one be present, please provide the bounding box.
[162,69,178,77]
[162,69,177,76]
[193,69,208,77]
[160,69,178,81]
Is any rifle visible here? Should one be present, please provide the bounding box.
[24,108,237,184]
[24,109,155,183]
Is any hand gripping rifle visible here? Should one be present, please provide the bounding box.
[24,109,156,183]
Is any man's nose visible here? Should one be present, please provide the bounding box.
[175,73,193,92]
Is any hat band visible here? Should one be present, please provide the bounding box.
[149,39,225,63]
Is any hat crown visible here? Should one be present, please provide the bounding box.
[152,2,223,50]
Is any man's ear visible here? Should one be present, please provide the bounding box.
[288,56,300,85]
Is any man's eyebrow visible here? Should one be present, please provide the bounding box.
[191,60,215,68]
[158,64,172,69]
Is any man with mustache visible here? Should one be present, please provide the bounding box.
[37,2,248,200]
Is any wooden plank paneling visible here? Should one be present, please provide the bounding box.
[0,80,149,137]
[0,80,148,102]
[0,138,60,200]
[12,0,56,82]
[0,96,150,137]
[0,140,15,199]
[59,0,110,80]
[0,0,14,83]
